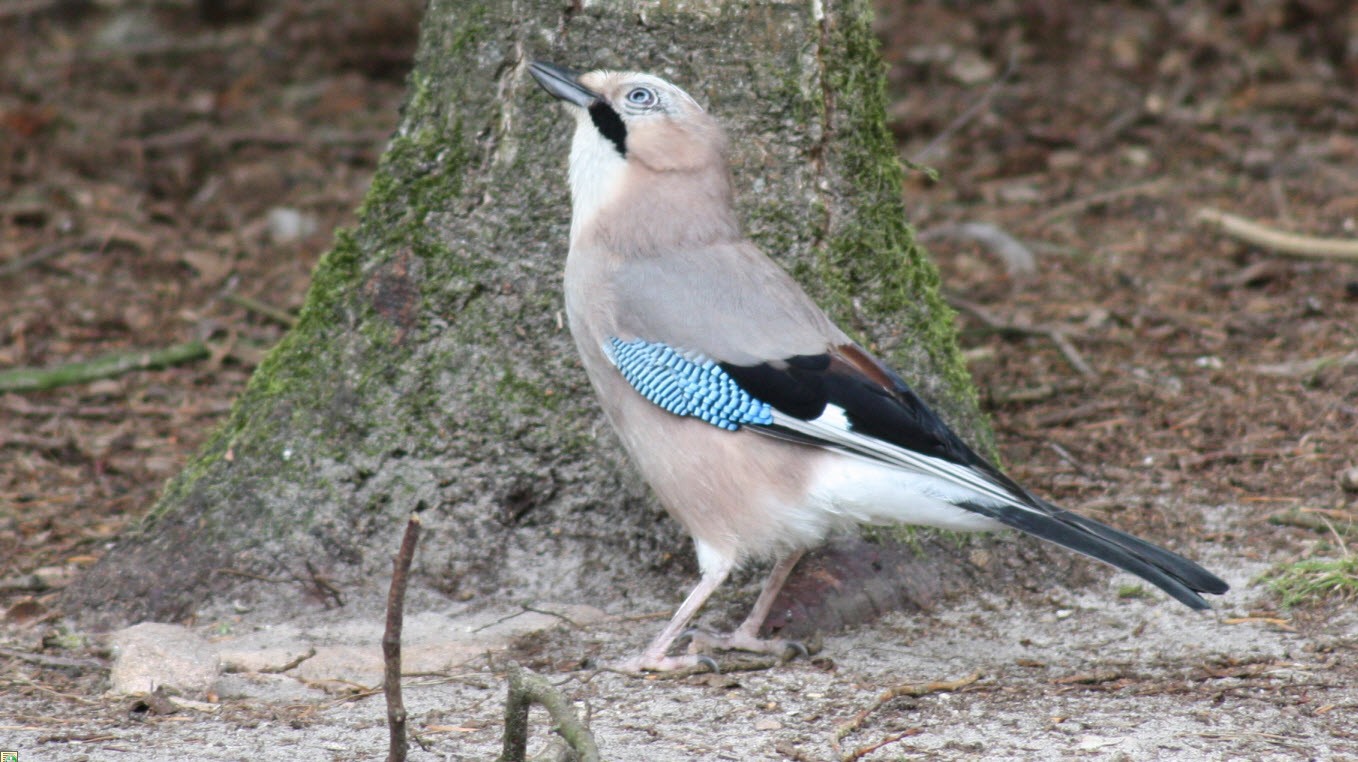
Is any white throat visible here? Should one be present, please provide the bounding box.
[567,113,628,244]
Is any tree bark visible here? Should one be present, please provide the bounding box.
[64,0,1028,632]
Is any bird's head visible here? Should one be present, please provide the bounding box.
[529,61,732,242]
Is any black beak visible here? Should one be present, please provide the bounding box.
[528,61,599,108]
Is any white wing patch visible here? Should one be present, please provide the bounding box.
[768,405,1046,517]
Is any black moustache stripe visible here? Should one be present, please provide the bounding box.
[589,101,627,158]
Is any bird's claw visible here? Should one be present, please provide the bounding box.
[781,639,810,662]
[675,627,700,649]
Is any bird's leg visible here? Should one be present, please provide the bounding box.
[682,549,809,660]
[609,558,734,674]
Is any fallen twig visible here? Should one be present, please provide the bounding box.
[919,221,1037,277]
[1251,352,1358,378]
[0,397,232,419]
[0,341,208,394]
[385,512,423,762]
[224,292,298,327]
[0,647,106,672]
[841,727,924,762]
[1268,508,1356,534]
[1047,330,1096,378]
[833,671,980,755]
[499,664,599,762]
[1195,208,1358,261]
[1035,178,1171,226]
[1223,616,1296,631]
[949,296,1096,378]
[0,241,67,278]
[1,232,156,279]
[911,47,1018,165]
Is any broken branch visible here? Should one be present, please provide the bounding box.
[223,293,298,327]
[919,221,1037,278]
[385,512,422,762]
[498,664,599,762]
[1195,208,1358,262]
[833,671,981,755]
[949,296,1096,378]
[0,341,209,393]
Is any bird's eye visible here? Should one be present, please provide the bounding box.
[625,87,657,108]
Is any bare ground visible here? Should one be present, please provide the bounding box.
[2,1,1357,760]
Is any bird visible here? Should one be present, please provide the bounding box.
[526,60,1229,674]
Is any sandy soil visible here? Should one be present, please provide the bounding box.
[2,539,1355,760]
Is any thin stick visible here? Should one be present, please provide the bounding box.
[384,513,422,762]
[1,232,154,279]
[498,664,600,762]
[0,341,208,393]
[223,293,298,327]
[911,47,1019,165]
[841,727,923,762]
[1195,208,1358,261]
[1253,352,1358,378]
[833,671,981,753]
[0,241,68,278]
[918,221,1037,277]
[949,296,1096,378]
[0,646,105,671]
[1035,178,1170,226]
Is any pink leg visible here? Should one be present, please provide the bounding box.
[610,557,734,674]
[685,550,809,658]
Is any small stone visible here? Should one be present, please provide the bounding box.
[1076,734,1121,751]
[108,623,220,697]
[947,49,997,85]
[265,207,319,242]
[754,718,783,731]
[1339,467,1358,493]
[1121,146,1151,167]
[32,565,76,589]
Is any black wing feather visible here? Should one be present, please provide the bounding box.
[721,352,987,468]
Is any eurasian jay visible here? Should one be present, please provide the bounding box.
[527,61,1228,674]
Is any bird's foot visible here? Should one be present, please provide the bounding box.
[605,652,720,676]
[679,628,811,662]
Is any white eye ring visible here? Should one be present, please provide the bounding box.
[625,87,658,108]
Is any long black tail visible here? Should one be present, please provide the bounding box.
[966,499,1229,609]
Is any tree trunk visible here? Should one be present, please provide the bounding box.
[64,0,1027,632]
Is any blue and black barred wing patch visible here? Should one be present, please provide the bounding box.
[604,337,773,431]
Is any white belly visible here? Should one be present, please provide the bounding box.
[801,452,1005,533]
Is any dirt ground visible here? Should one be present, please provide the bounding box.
[2,1,1356,760]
